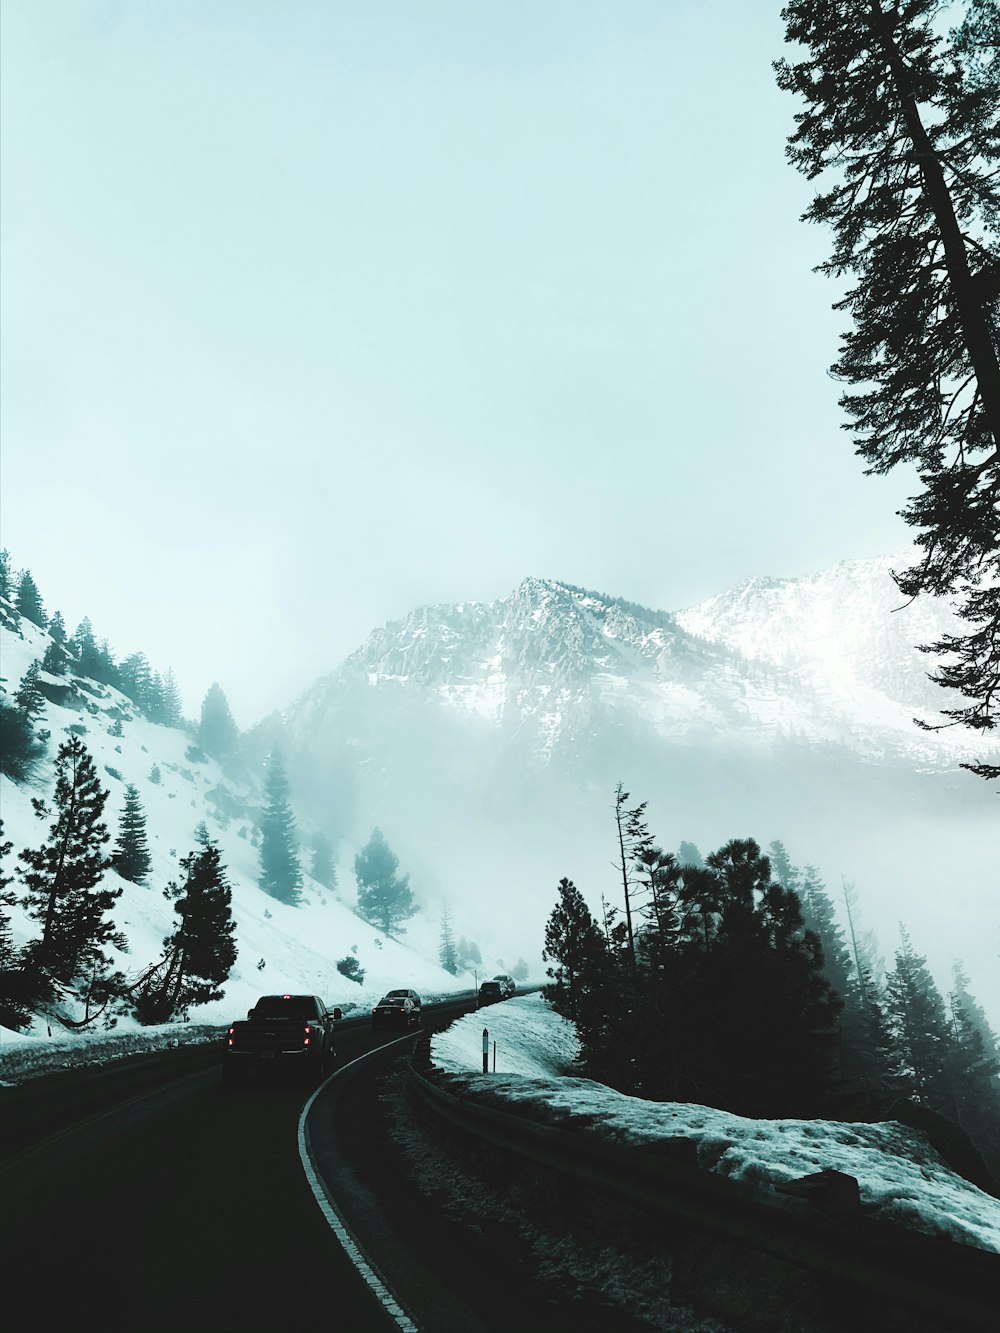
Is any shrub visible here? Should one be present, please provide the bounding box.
[336,956,366,985]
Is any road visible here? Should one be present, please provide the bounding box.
[0,994,656,1332]
[0,1003,461,1333]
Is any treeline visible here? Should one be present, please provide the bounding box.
[543,786,1000,1178]
[0,737,237,1032]
[0,550,183,727]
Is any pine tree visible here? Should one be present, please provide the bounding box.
[19,737,121,986]
[775,1,1000,764]
[0,696,47,782]
[0,819,33,1029]
[676,840,704,869]
[0,549,12,603]
[884,927,953,1111]
[310,833,336,889]
[438,906,458,974]
[258,751,302,906]
[15,571,47,627]
[14,662,46,725]
[354,828,416,937]
[70,618,101,680]
[112,785,151,885]
[198,683,240,761]
[41,612,69,677]
[542,877,607,1023]
[133,840,237,1024]
[159,668,183,727]
[41,639,69,677]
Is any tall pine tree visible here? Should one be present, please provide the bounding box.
[258,751,302,906]
[884,927,953,1111]
[775,1,1000,765]
[198,683,240,761]
[354,828,416,937]
[133,840,237,1024]
[15,571,47,627]
[19,737,122,987]
[112,785,152,885]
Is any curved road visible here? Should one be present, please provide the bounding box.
[0,1007,463,1332]
[1,997,651,1332]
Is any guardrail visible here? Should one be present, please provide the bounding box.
[408,1038,999,1332]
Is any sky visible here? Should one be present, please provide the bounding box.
[1,0,919,725]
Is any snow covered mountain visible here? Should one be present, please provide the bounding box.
[270,556,998,1025]
[287,557,987,772]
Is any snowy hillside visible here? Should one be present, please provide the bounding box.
[0,611,486,1053]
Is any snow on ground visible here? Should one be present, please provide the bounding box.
[0,612,508,1077]
[432,994,1000,1256]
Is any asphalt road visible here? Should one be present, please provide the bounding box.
[0,1004,469,1333]
[1,993,655,1333]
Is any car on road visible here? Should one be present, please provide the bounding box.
[477,980,504,1007]
[372,994,421,1030]
[492,974,516,997]
[383,987,422,1009]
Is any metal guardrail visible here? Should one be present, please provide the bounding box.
[409,1041,999,1332]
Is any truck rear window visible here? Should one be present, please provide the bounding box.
[251,998,318,1020]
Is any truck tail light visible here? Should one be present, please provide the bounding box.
[303,1025,313,1047]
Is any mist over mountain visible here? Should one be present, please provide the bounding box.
[266,555,999,1023]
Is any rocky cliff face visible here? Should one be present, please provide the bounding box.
[285,560,985,774]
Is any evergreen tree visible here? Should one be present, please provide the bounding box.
[119,652,152,708]
[884,928,953,1111]
[41,639,69,677]
[112,785,151,885]
[0,696,47,782]
[354,828,416,937]
[70,618,102,680]
[438,906,458,974]
[48,610,67,646]
[198,683,240,761]
[310,833,336,889]
[132,840,237,1024]
[542,877,607,1023]
[946,962,1000,1162]
[676,840,704,869]
[15,570,47,627]
[159,668,183,726]
[0,820,34,1030]
[0,549,12,603]
[14,662,46,725]
[511,957,529,982]
[612,784,654,978]
[18,737,121,986]
[42,612,69,677]
[258,751,303,906]
[775,1,1000,764]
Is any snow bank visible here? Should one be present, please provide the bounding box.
[431,995,1000,1255]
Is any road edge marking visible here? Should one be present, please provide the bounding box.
[298,1039,421,1333]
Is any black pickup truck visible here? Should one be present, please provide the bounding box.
[223,993,336,1086]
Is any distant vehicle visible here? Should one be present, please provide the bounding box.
[492,975,516,997]
[372,994,421,1030]
[477,980,504,1007]
[223,994,335,1086]
[383,987,422,1009]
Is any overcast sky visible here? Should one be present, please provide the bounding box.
[1,0,916,725]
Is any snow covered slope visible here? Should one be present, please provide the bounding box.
[0,610,481,1051]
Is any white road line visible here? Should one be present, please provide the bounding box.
[298,1039,421,1333]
